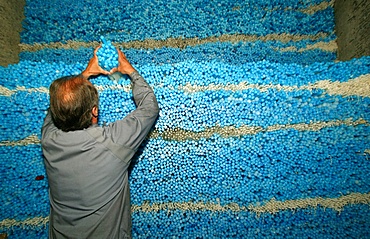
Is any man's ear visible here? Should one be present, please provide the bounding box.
[92,106,98,118]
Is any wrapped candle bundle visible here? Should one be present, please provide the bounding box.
[96,36,119,71]
[97,36,123,82]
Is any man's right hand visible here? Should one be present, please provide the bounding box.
[112,48,136,75]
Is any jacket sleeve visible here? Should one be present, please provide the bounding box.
[107,71,160,150]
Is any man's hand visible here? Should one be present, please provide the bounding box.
[111,48,136,75]
[82,46,111,79]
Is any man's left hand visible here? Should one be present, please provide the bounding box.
[82,46,111,78]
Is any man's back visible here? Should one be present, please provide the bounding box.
[42,121,134,238]
[42,68,159,238]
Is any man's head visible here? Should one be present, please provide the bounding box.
[49,75,99,132]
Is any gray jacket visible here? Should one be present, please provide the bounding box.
[41,72,159,239]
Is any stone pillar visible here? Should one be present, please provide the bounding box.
[334,0,370,61]
[0,0,25,67]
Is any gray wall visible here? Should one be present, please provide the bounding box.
[334,0,370,61]
[0,0,25,66]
